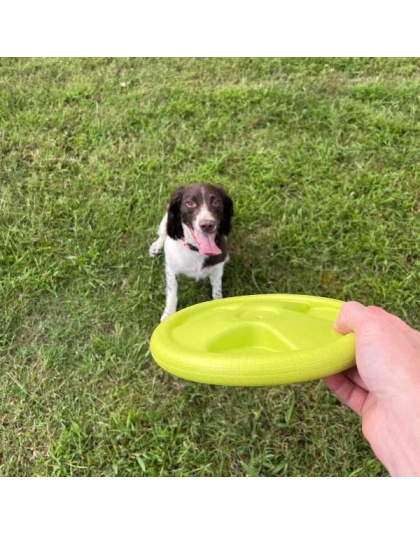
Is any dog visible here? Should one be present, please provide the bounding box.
[149,183,234,321]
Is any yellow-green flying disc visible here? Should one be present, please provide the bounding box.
[150,294,355,386]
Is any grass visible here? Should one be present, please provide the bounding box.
[0,57,419,476]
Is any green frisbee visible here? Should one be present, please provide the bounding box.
[150,294,355,386]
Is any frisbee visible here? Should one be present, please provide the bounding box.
[150,294,355,386]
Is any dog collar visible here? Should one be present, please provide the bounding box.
[182,237,199,253]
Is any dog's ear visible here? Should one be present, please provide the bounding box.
[219,189,234,236]
[166,187,185,240]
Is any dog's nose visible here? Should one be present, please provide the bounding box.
[199,220,216,233]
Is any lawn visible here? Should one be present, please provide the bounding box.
[0,57,419,476]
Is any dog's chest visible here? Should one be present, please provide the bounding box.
[164,238,218,280]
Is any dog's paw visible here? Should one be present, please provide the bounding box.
[149,241,162,258]
[160,310,172,322]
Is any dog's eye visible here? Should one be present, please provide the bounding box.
[212,198,221,207]
[185,200,196,208]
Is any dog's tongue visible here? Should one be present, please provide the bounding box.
[195,231,221,256]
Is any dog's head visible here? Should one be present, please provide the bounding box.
[166,183,234,255]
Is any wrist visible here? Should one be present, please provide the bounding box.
[365,395,420,477]
[387,421,420,477]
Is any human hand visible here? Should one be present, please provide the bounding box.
[324,301,420,476]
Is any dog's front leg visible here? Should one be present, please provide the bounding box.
[149,214,167,258]
[161,266,178,321]
[209,264,224,300]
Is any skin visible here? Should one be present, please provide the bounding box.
[324,301,420,476]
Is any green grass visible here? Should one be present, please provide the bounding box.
[0,57,419,476]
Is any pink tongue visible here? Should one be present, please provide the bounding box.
[195,231,221,256]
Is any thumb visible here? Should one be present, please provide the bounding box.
[334,301,371,335]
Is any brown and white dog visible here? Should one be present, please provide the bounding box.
[149,183,234,321]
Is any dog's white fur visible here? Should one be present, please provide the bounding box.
[149,213,227,321]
